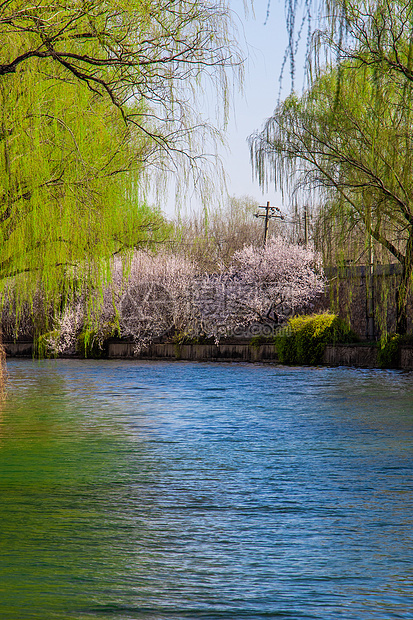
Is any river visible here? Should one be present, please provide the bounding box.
[1,359,413,619]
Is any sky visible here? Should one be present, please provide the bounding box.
[162,0,307,218]
[221,0,289,210]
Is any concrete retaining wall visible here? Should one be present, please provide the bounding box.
[322,344,378,368]
[3,341,34,357]
[4,339,413,370]
[106,341,413,369]
[107,341,278,363]
[400,346,413,370]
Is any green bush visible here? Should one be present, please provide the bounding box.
[249,334,275,349]
[35,330,59,358]
[276,313,358,365]
[377,333,401,368]
[77,330,103,358]
[77,321,119,358]
[171,331,215,345]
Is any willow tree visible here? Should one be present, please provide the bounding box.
[0,1,240,319]
[250,58,413,333]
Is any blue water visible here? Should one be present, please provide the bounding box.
[1,359,413,619]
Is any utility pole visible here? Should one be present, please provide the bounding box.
[254,201,284,246]
[303,205,309,246]
[366,204,375,340]
[367,235,375,340]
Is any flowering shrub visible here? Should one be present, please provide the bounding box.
[18,240,326,356]
[47,251,197,355]
[114,251,197,351]
[194,239,325,339]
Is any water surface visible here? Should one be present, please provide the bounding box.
[1,360,413,619]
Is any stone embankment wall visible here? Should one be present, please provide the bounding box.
[4,340,413,370]
[3,341,33,357]
[108,341,278,363]
[323,344,413,370]
[106,340,413,369]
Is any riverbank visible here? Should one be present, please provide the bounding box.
[4,339,413,369]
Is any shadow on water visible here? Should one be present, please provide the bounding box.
[0,360,413,619]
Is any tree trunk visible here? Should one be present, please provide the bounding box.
[396,235,413,335]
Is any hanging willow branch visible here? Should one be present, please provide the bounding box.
[250,52,413,332]
[0,0,241,312]
[253,0,413,334]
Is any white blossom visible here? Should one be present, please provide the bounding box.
[18,240,325,353]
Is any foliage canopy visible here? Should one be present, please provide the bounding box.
[0,0,240,308]
[253,0,413,333]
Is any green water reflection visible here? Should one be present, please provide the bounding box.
[0,364,156,620]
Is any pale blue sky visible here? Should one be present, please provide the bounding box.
[162,0,307,217]
[222,0,288,209]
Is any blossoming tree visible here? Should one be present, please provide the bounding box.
[47,239,325,354]
[194,238,325,339]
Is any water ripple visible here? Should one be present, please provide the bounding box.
[1,360,413,619]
